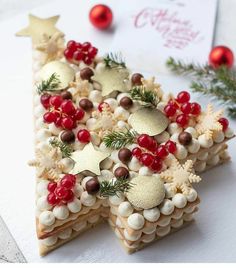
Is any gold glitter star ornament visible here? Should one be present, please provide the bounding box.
[70,143,110,175]
[16,14,63,45]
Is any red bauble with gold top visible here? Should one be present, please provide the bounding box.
[89,4,113,30]
[209,45,234,68]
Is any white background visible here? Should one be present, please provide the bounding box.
[0,0,236,263]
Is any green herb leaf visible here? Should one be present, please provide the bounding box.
[100,179,134,197]
[49,138,73,158]
[36,73,61,95]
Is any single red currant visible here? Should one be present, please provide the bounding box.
[98,102,110,112]
[75,42,82,50]
[164,104,177,117]
[150,158,163,172]
[74,108,85,121]
[155,145,168,158]
[218,117,229,131]
[132,147,142,159]
[176,114,189,127]
[61,100,76,115]
[168,99,179,109]
[137,134,152,148]
[61,116,74,130]
[43,112,57,123]
[60,174,76,189]
[77,129,91,143]
[54,186,68,199]
[146,138,158,152]
[84,56,93,65]
[40,94,51,109]
[88,46,98,57]
[67,40,77,51]
[140,153,154,167]
[82,42,91,51]
[73,50,84,61]
[177,91,190,103]
[50,95,63,108]
[47,182,57,193]
[63,190,74,203]
[181,102,192,114]
[55,117,62,127]
[191,102,201,115]
[47,193,59,206]
[165,140,177,154]
[64,48,74,60]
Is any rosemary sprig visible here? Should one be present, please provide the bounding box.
[166,57,236,118]
[130,86,159,107]
[103,129,137,149]
[99,179,134,197]
[49,138,73,158]
[104,52,126,69]
[36,73,61,95]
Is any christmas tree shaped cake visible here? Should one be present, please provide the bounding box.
[17,15,234,256]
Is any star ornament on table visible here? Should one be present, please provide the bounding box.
[195,103,223,139]
[70,143,110,175]
[160,159,201,195]
[16,14,63,45]
[92,66,130,97]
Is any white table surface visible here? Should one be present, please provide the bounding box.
[0,0,236,263]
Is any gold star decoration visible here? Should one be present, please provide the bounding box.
[195,104,223,139]
[28,147,64,180]
[70,143,110,175]
[16,14,63,45]
[160,159,201,195]
[35,32,65,62]
[92,66,130,97]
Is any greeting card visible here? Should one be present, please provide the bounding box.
[111,0,217,73]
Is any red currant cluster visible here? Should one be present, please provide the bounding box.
[64,41,98,65]
[164,91,201,128]
[41,94,85,130]
[47,174,76,206]
[132,134,177,173]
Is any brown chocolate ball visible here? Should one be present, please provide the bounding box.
[120,96,133,110]
[60,130,75,144]
[178,131,192,146]
[131,73,143,86]
[61,91,72,100]
[118,148,132,163]
[80,67,94,81]
[114,167,130,179]
[79,98,94,111]
[85,177,100,195]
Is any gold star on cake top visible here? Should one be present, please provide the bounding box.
[160,159,201,195]
[92,66,130,97]
[195,104,223,139]
[70,143,110,175]
[16,14,63,45]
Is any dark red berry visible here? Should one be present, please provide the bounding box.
[88,46,98,57]
[77,129,90,143]
[40,94,51,109]
[82,42,91,50]
[155,145,168,158]
[177,91,190,103]
[84,56,93,65]
[132,147,142,159]
[137,134,152,148]
[73,50,84,61]
[150,158,163,172]
[60,175,76,189]
[67,40,77,51]
[55,186,68,199]
[191,102,201,115]
[50,95,63,108]
[64,48,74,60]
[181,102,192,114]
[61,116,74,130]
[176,114,189,128]
[63,190,74,203]
[218,117,229,131]
[43,112,56,123]
[165,140,177,154]
[47,182,57,193]
[74,108,85,120]
[61,100,76,115]
[164,104,176,117]
[140,153,154,166]
[47,193,59,205]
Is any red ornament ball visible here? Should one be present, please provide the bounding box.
[209,46,234,68]
[89,4,113,30]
